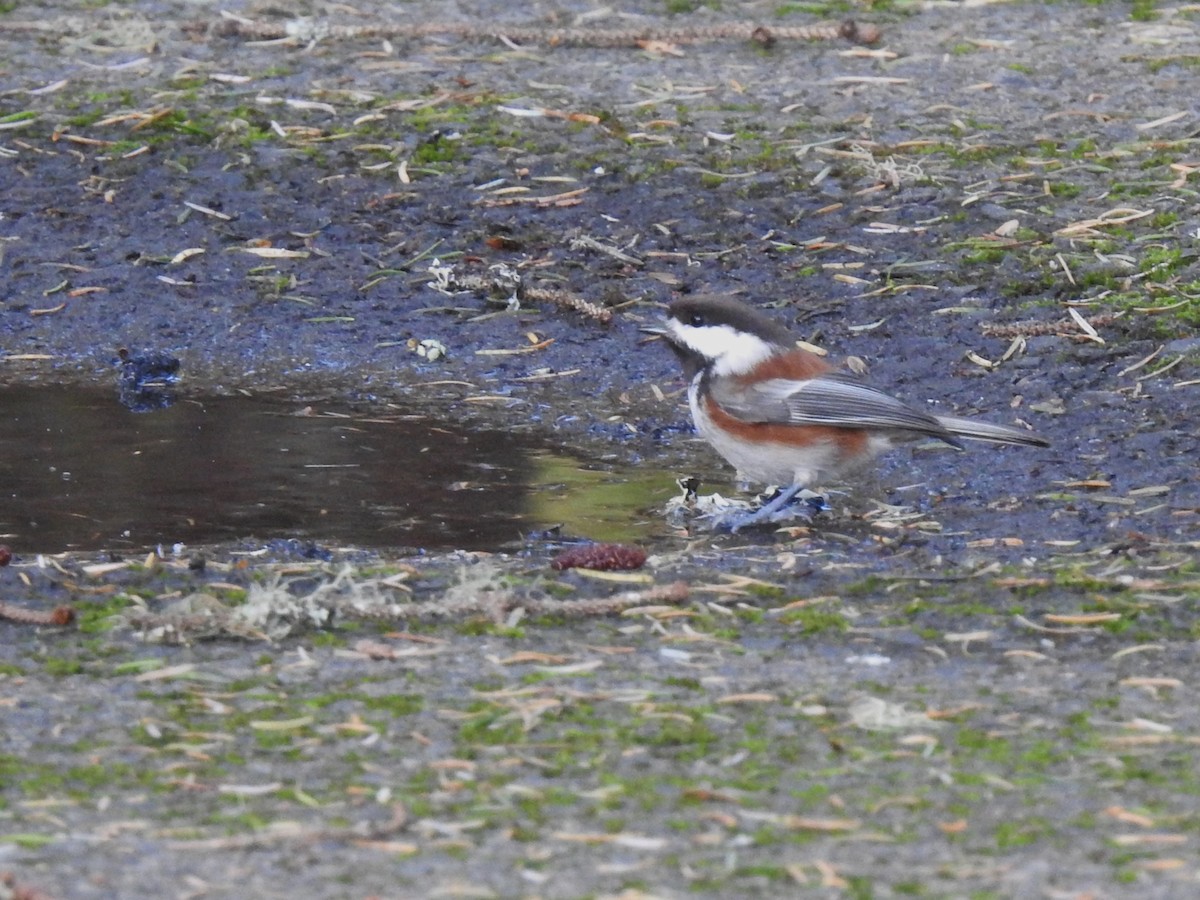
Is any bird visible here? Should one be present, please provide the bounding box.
[643,295,1049,531]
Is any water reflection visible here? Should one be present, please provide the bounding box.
[0,387,673,553]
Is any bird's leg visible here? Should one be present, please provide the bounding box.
[715,483,823,532]
[763,485,830,515]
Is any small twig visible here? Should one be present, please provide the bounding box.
[123,608,268,642]
[523,285,613,325]
[476,188,589,209]
[202,17,881,47]
[569,235,644,267]
[427,261,613,324]
[348,581,690,624]
[0,601,75,627]
[1012,614,1095,635]
[980,313,1121,340]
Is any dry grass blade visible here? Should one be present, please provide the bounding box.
[569,234,644,266]
[477,187,588,208]
[1054,207,1153,237]
[740,810,861,832]
[236,247,310,259]
[182,200,232,221]
[1043,612,1122,625]
[1118,345,1163,376]
[1013,614,1096,635]
[1137,355,1185,382]
[1135,110,1187,131]
[1067,306,1103,344]
[781,816,861,832]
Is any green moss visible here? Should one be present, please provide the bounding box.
[410,134,463,165]
[43,657,84,676]
[1138,246,1185,281]
[963,247,1008,265]
[362,694,424,716]
[458,711,526,747]
[994,817,1053,849]
[778,606,849,634]
[0,833,55,849]
[956,727,1009,760]
[75,595,135,633]
[1146,55,1200,74]
[1130,0,1157,21]
[1048,181,1082,198]
[457,620,524,637]
[843,575,888,598]
[639,715,719,752]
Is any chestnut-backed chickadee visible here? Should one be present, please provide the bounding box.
[644,296,1049,531]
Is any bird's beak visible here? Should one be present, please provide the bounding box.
[638,318,669,338]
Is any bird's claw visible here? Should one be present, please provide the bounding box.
[712,487,827,533]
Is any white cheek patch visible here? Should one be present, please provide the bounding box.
[667,320,776,376]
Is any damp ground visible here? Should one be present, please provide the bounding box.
[2,1,1200,897]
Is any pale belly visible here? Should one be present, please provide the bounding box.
[689,378,890,488]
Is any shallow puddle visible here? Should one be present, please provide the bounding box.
[0,386,674,554]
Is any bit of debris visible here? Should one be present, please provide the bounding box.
[204,15,881,48]
[0,601,75,627]
[427,259,612,324]
[408,338,448,362]
[116,347,181,412]
[121,563,689,642]
[550,543,648,572]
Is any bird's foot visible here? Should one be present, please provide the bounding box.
[713,485,827,533]
[765,486,830,517]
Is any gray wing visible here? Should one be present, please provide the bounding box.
[711,372,960,444]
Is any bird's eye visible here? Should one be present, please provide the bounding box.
[689,313,705,327]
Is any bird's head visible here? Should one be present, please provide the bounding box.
[642,296,794,378]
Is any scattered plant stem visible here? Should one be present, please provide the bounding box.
[203,17,881,48]
[0,601,75,627]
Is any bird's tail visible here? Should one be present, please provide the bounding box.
[935,415,1049,448]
